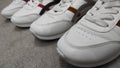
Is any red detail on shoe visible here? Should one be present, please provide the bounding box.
[23,0,29,2]
[38,4,50,11]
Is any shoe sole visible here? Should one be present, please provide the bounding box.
[30,28,64,40]
[1,15,11,19]
[13,22,30,27]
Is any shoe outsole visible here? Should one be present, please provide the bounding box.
[30,28,64,40]
[1,13,11,19]
[12,22,31,27]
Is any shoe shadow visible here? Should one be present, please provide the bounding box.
[14,26,29,32]
[96,56,120,68]
[33,37,58,47]
[59,55,120,68]
[4,19,11,23]
[59,57,83,68]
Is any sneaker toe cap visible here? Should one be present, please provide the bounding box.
[1,9,12,18]
[57,30,120,67]
[30,20,72,37]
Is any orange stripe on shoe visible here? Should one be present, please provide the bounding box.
[116,20,120,27]
[68,7,77,14]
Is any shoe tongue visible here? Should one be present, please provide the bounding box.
[70,0,86,9]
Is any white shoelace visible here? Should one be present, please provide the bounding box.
[27,0,42,7]
[85,0,120,27]
[13,0,22,3]
[52,0,73,12]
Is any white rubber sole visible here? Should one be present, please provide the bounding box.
[1,15,11,19]
[30,28,64,40]
[12,22,31,27]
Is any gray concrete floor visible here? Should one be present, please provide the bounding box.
[0,0,120,68]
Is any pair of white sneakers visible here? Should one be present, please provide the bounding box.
[1,0,57,27]
[1,0,30,18]
[1,0,120,67]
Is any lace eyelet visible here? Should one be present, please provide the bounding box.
[96,7,99,10]
[101,1,105,4]
[106,24,109,27]
[54,10,58,12]
[70,0,73,2]
[116,10,119,14]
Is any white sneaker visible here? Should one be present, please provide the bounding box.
[1,0,29,18]
[30,0,94,40]
[57,0,120,67]
[11,0,53,27]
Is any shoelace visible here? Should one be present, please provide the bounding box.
[13,0,22,3]
[40,0,61,15]
[85,0,120,27]
[72,0,95,23]
[13,0,29,3]
[27,0,41,7]
[51,0,73,13]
